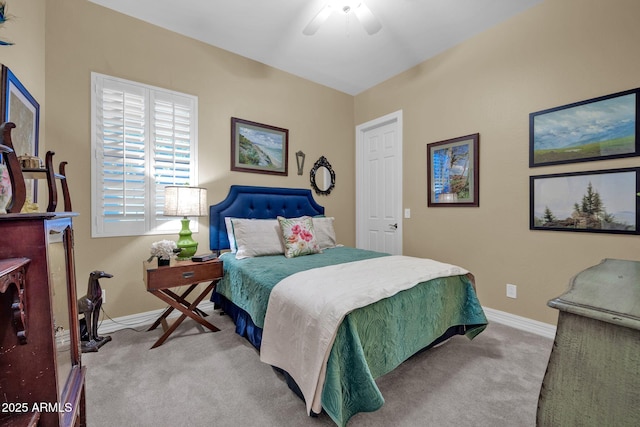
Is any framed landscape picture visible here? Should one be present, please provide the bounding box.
[530,167,640,235]
[231,117,288,176]
[1,65,40,159]
[427,133,479,207]
[530,88,640,167]
[1,65,40,202]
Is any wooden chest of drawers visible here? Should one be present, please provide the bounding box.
[537,258,640,426]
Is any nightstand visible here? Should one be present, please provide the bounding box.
[144,258,223,349]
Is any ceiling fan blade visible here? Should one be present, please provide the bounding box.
[353,3,382,35]
[303,5,333,36]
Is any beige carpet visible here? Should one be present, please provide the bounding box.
[84,308,553,427]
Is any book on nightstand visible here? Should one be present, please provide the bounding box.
[191,253,217,262]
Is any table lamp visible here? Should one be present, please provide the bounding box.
[163,186,208,260]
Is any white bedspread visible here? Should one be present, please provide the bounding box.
[259,255,468,415]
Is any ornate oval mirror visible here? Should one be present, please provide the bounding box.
[309,156,335,196]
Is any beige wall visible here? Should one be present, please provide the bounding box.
[44,0,355,318]
[1,0,46,144]
[355,0,640,324]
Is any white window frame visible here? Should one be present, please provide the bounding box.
[91,72,199,238]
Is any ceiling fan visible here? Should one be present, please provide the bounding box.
[303,1,382,36]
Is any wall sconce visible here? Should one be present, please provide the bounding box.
[296,150,306,175]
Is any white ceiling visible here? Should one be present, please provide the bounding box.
[89,0,543,95]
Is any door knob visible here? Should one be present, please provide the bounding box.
[389,223,398,229]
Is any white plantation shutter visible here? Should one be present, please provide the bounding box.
[91,73,198,237]
[151,94,193,223]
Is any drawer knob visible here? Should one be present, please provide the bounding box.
[182,271,195,279]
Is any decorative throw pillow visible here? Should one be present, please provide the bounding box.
[231,218,284,259]
[312,216,337,249]
[278,216,321,258]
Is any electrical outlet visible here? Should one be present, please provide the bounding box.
[506,284,517,299]
[102,289,106,304]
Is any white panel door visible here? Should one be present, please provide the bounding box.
[356,111,402,255]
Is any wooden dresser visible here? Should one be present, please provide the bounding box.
[537,258,640,426]
[0,213,85,427]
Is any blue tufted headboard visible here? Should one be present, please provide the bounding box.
[209,185,325,252]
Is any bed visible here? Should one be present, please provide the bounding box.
[209,185,488,426]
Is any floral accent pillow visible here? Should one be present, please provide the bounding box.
[278,216,321,258]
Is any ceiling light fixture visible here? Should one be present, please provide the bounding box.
[303,1,382,36]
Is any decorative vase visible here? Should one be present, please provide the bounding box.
[0,163,11,214]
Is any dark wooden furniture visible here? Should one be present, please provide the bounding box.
[537,258,640,426]
[0,257,31,345]
[1,122,71,213]
[144,258,223,349]
[0,213,85,427]
[0,123,25,213]
[21,150,72,212]
[0,412,41,427]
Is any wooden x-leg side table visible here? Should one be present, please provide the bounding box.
[144,258,223,349]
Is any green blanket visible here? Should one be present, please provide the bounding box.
[217,248,487,426]
[217,247,388,328]
[323,274,487,426]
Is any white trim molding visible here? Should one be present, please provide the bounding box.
[99,302,556,341]
[483,306,557,339]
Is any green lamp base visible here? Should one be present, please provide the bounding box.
[176,217,198,260]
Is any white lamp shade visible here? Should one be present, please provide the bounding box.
[163,186,208,217]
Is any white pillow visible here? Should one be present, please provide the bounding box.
[312,217,337,250]
[224,217,238,252]
[230,218,284,259]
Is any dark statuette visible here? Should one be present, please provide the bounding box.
[78,270,113,352]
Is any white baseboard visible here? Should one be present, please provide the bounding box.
[483,306,556,339]
[97,301,215,335]
[98,302,556,340]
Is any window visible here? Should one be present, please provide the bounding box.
[91,73,198,237]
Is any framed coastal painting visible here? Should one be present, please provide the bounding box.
[1,65,40,160]
[530,167,640,235]
[231,117,288,176]
[427,133,479,207]
[530,88,640,167]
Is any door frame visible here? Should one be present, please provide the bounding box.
[355,110,403,252]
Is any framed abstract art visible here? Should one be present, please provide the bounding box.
[427,133,479,207]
